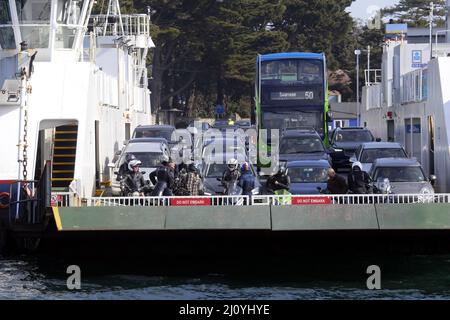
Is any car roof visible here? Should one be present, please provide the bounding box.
[372,158,421,167]
[129,138,168,144]
[204,152,247,162]
[335,127,369,131]
[135,125,175,130]
[282,131,321,138]
[125,142,167,153]
[361,142,403,149]
[287,160,331,168]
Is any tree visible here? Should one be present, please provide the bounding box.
[383,0,446,28]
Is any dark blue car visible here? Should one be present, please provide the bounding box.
[287,160,331,195]
[279,129,330,163]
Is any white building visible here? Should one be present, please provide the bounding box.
[361,14,450,192]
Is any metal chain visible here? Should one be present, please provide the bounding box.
[22,107,28,181]
[21,68,29,181]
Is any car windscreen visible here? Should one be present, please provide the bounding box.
[288,167,328,183]
[206,163,228,178]
[120,152,163,168]
[334,131,373,143]
[360,148,407,163]
[134,129,173,141]
[280,137,324,154]
[374,166,426,183]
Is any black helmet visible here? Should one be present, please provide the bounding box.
[188,163,199,173]
[278,165,287,175]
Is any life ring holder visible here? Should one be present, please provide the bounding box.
[0,192,10,209]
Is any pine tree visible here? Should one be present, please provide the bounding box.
[383,0,446,27]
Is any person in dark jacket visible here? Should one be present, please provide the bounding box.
[266,165,290,193]
[150,156,176,196]
[326,168,348,194]
[347,162,371,194]
[238,162,256,196]
[122,160,147,196]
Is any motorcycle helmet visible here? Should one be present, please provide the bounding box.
[278,165,288,175]
[241,162,250,173]
[227,158,238,171]
[128,159,142,171]
[161,154,170,165]
[352,161,363,171]
[188,163,199,174]
[125,153,136,162]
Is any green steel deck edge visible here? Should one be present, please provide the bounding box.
[53,204,450,232]
[376,203,450,230]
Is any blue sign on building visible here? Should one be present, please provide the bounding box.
[406,124,421,134]
[412,50,422,64]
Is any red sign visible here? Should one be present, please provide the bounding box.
[292,197,332,205]
[170,198,212,206]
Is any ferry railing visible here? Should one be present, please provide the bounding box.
[52,194,450,208]
[51,192,76,207]
[89,14,150,38]
[85,195,249,207]
[251,194,449,205]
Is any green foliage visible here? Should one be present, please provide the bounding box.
[129,0,403,117]
[383,0,446,27]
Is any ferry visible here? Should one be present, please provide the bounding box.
[1,0,450,256]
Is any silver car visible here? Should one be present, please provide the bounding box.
[109,139,170,196]
[369,158,437,194]
[350,142,408,173]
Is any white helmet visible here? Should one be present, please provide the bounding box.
[227,158,238,170]
[128,159,142,171]
[352,161,363,171]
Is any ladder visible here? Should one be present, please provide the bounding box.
[52,125,78,189]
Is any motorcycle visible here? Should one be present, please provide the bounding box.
[267,182,292,205]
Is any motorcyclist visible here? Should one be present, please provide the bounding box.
[151,156,175,196]
[121,160,147,196]
[326,168,348,194]
[185,163,204,196]
[347,161,371,194]
[238,162,257,196]
[266,165,291,194]
[221,158,241,194]
[118,153,136,180]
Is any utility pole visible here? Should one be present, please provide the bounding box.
[355,50,361,127]
[367,46,371,86]
[430,2,434,59]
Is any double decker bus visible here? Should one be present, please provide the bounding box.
[254,52,330,146]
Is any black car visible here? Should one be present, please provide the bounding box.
[328,127,374,171]
[279,129,330,163]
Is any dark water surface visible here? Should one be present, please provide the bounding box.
[1,253,450,300]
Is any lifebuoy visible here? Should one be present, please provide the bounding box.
[0,192,10,209]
